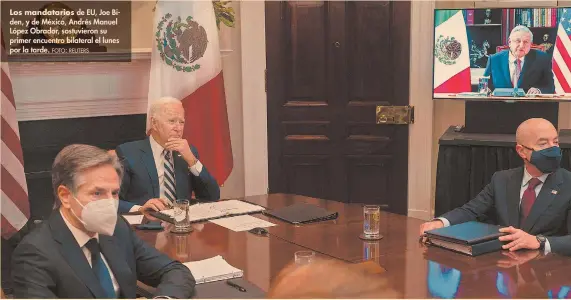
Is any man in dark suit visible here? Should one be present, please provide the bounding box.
[483,25,555,95]
[116,97,220,214]
[11,144,195,298]
[420,118,571,256]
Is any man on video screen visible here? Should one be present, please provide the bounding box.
[484,25,555,95]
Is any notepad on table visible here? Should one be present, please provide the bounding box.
[209,215,276,232]
[160,200,266,223]
[183,255,243,284]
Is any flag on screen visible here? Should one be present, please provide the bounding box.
[433,10,471,93]
[1,30,30,239]
[552,8,571,94]
[148,0,233,185]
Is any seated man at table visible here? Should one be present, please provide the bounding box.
[420,118,571,256]
[116,97,220,213]
[11,144,195,298]
[483,25,555,95]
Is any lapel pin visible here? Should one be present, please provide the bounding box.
[551,190,558,195]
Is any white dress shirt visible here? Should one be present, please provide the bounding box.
[59,210,120,294]
[508,51,525,87]
[130,136,203,212]
[438,168,552,254]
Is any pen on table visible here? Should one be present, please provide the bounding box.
[226,280,247,292]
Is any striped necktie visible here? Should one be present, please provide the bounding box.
[162,149,176,203]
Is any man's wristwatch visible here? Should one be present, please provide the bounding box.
[536,234,546,250]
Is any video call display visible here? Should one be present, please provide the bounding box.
[433,7,571,101]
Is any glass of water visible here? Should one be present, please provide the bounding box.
[363,205,381,238]
[294,251,315,265]
[171,199,192,234]
[478,77,489,94]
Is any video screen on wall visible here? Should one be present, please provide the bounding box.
[432,7,571,101]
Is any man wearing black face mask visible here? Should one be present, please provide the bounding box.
[420,118,571,256]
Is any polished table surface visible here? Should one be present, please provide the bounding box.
[135,194,571,298]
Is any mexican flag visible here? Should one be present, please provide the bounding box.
[433,10,471,93]
[148,0,233,185]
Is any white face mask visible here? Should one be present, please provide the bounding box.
[71,196,119,236]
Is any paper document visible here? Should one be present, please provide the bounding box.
[209,215,277,232]
[160,200,265,223]
[159,209,187,222]
[122,215,144,225]
[184,255,243,284]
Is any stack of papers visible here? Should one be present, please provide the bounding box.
[161,200,266,223]
[209,215,276,232]
[184,255,243,284]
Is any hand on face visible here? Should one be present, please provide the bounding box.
[164,138,198,166]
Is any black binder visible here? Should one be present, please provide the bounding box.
[425,221,507,256]
[262,203,338,224]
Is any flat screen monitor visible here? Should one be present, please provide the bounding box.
[432,7,571,102]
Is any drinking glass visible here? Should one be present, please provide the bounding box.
[171,199,192,234]
[363,205,381,238]
[294,250,315,265]
[478,77,489,94]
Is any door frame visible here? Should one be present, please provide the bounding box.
[240,1,269,197]
[240,1,434,220]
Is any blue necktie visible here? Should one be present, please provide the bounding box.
[85,238,117,298]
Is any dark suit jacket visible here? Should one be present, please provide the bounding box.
[11,212,195,298]
[483,49,555,94]
[116,138,220,213]
[441,167,571,256]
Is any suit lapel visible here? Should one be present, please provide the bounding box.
[140,138,160,198]
[522,169,564,233]
[49,213,107,298]
[501,51,512,87]
[518,50,536,88]
[173,151,189,200]
[507,167,524,227]
[99,235,137,298]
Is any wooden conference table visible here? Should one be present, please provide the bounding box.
[135,194,571,298]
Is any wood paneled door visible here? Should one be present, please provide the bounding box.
[265,1,411,214]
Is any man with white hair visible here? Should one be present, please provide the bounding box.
[483,25,555,94]
[116,97,220,213]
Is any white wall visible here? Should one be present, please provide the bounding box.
[240,1,268,197]
[407,0,436,221]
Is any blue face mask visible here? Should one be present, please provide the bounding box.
[522,145,562,174]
